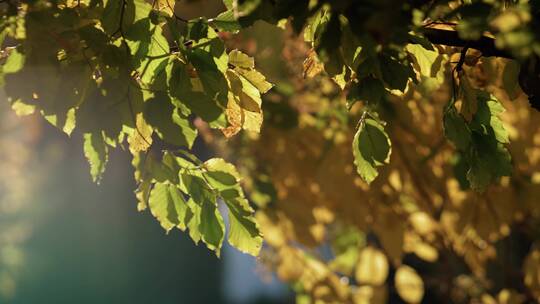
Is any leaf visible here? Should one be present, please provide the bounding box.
[83,132,108,183]
[125,18,170,85]
[182,172,225,255]
[203,158,242,191]
[100,0,125,35]
[229,49,255,69]
[352,117,392,184]
[200,199,226,256]
[135,179,152,211]
[347,77,386,108]
[412,242,438,262]
[213,10,242,32]
[222,69,264,137]
[406,43,443,79]
[186,198,202,244]
[222,0,234,10]
[100,0,152,35]
[466,139,512,192]
[303,48,324,79]
[379,56,414,92]
[185,29,229,103]
[224,197,263,256]
[127,113,153,153]
[353,286,388,304]
[144,94,197,148]
[203,158,263,256]
[355,246,389,286]
[154,0,176,17]
[2,49,25,74]
[472,92,509,144]
[10,99,35,116]
[229,50,273,93]
[443,109,472,150]
[167,60,227,129]
[395,265,424,304]
[149,183,189,232]
[234,67,273,94]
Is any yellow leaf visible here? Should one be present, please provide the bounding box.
[303,49,324,79]
[413,242,438,262]
[355,246,389,286]
[128,113,153,153]
[222,70,264,137]
[353,285,387,304]
[409,212,437,236]
[155,0,175,17]
[395,265,424,304]
[497,289,526,304]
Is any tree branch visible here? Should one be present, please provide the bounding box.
[422,28,513,59]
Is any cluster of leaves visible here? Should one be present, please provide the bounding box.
[5,0,540,303]
[444,91,511,191]
[0,0,270,257]
[132,151,262,255]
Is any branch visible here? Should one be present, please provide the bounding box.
[422,28,513,59]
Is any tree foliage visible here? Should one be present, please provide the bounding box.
[3,0,540,302]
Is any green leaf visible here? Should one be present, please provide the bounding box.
[352,117,392,184]
[199,197,226,256]
[167,60,227,128]
[149,183,189,232]
[222,0,234,10]
[10,99,35,116]
[406,44,443,79]
[186,198,202,243]
[83,132,108,183]
[100,0,124,35]
[101,0,152,35]
[203,158,262,256]
[144,94,198,148]
[203,158,242,191]
[379,56,414,92]
[347,77,386,108]
[2,49,25,74]
[181,172,225,255]
[213,10,242,32]
[187,46,229,103]
[229,50,255,69]
[224,197,263,256]
[443,109,472,151]
[125,18,170,85]
[234,68,273,94]
[472,93,509,144]
[466,135,512,192]
[185,18,211,42]
[228,50,272,94]
[77,71,142,141]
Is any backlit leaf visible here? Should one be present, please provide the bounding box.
[83,132,108,183]
[149,182,189,232]
[352,117,391,184]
